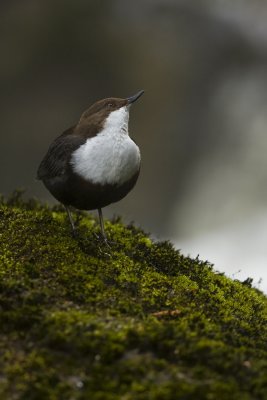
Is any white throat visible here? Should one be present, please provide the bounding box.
[71,106,141,185]
[105,106,129,134]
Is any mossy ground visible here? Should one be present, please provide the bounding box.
[0,192,266,400]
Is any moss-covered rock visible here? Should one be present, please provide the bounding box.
[0,192,266,399]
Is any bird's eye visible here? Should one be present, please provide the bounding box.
[107,103,114,108]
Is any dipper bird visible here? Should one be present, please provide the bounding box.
[37,90,144,240]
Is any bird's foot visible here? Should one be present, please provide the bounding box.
[102,236,111,248]
[71,227,78,239]
[91,233,112,258]
[94,232,109,245]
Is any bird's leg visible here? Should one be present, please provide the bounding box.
[65,205,76,237]
[98,208,108,242]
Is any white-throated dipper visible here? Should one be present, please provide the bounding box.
[37,90,144,240]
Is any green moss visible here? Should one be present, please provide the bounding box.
[0,192,266,399]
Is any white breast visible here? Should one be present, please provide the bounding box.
[70,106,141,185]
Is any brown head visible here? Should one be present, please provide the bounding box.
[75,90,144,138]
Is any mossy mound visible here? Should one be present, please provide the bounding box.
[0,193,266,400]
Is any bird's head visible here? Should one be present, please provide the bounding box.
[77,90,144,134]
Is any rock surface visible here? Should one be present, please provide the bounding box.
[0,193,266,399]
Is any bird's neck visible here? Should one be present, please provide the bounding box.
[102,106,129,137]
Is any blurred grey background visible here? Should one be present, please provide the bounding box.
[1,0,267,292]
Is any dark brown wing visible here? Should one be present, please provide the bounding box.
[37,127,85,180]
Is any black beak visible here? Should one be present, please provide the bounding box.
[127,90,145,104]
